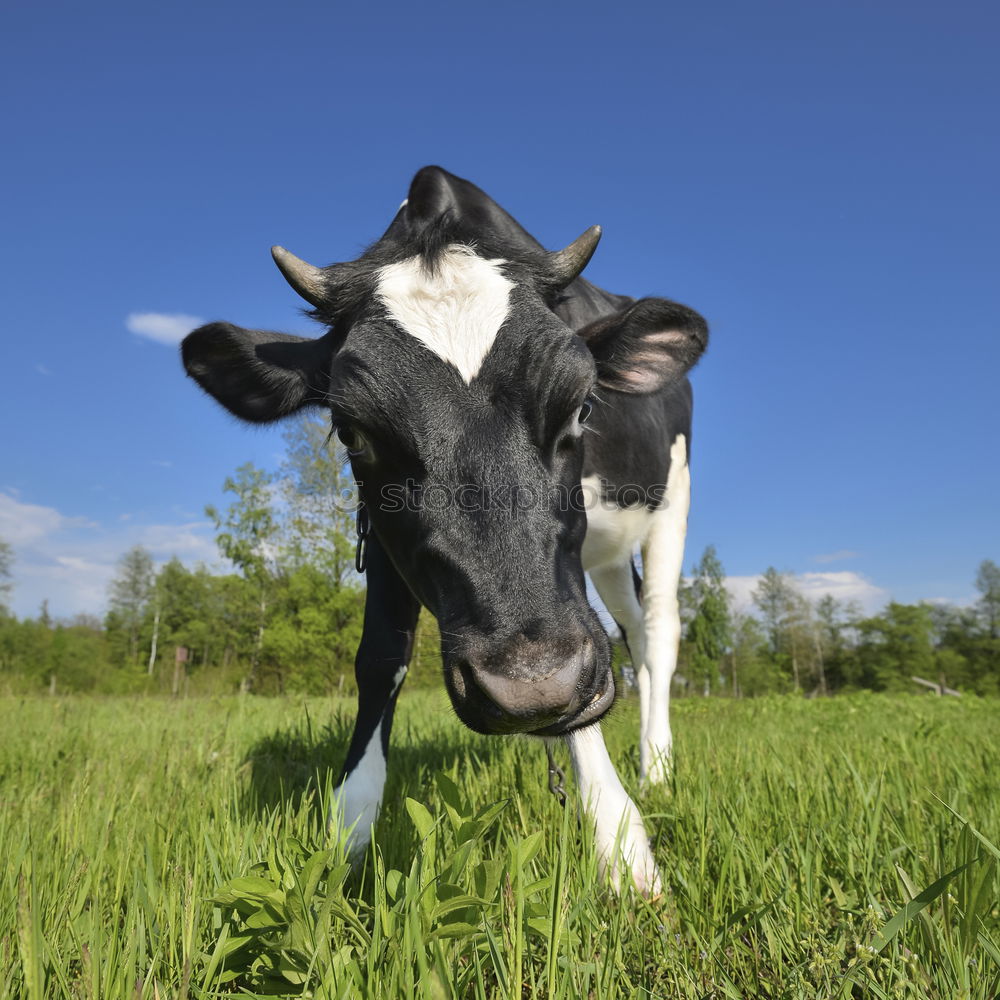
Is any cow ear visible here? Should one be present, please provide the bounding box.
[181,322,335,423]
[577,298,708,394]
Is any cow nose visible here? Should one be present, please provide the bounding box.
[446,631,603,735]
[466,658,582,725]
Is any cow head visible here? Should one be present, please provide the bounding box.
[182,167,707,736]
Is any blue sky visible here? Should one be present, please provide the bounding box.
[1,0,997,618]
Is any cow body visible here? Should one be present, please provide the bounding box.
[182,167,707,893]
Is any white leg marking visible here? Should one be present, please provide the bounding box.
[376,246,513,382]
[565,724,662,896]
[582,479,656,778]
[330,666,407,857]
[331,728,385,857]
[639,435,690,784]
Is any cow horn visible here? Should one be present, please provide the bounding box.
[548,225,602,285]
[271,246,329,308]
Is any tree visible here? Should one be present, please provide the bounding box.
[263,564,365,693]
[975,559,1000,639]
[280,415,358,583]
[154,558,200,668]
[728,612,780,696]
[259,414,368,693]
[786,591,827,695]
[753,568,790,654]
[107,545,154,667]
[852,602,935,691]
[684,546,731,695]
[815,594,850,691]
[752,567,801,689]
[0,539,13,615]
[929,586,1000,695]
[207,463,280,692]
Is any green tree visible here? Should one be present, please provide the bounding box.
[148,558,215,679]
[785,591,828,695]
[752,567,801,689]
[815,594,853,691]
[852,602,935,691]
[753,568,789,654]
[728,612,781,696]
[684,545,731,695]
[280,415,358,583]
[207,464,280,692]
[107,545,154,668]
[257,414,369,693]
[929,594,999,695]
[263,564,365,693]
[975,559,1000,639]
[0,539,13,614]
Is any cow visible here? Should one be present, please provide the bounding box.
[181,166,707,894]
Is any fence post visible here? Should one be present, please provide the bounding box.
[173,646,189,697]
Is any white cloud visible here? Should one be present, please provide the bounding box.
[1,490,221,618]
[725,575,763,611]
[814,549,859,564]
[726,570,888,615]
[17,557,115,617]
[0,491,92,545]
[922,594,977,610]
[134,522,218,562]
[35,364,52,376]
[126,312,204,346]
[796,571,887,610]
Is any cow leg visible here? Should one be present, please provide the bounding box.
[639,434,690,785]
[331,535,420,857]
[589,557,648,744]
[565,723,662,895]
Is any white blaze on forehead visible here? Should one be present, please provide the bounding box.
[376,245,514,382]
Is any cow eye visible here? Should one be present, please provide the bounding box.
[336,424,366,456]
[556,396,595,452]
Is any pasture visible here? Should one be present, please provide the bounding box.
[2,692,998,999]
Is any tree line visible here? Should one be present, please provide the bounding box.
[0,418,437,696]
[0,415,996,697]
[677,548,1000,697]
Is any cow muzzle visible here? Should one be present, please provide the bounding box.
[444,631,614,736]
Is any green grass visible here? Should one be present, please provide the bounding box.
[1,691,998,998]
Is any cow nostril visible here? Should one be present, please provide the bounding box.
[457,662,504,718]
[450,663,468,699]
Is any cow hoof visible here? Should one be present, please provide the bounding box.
[326,803,374,860]
[602,846,663,898]
[640,750,673,788]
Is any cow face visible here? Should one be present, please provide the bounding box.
[182,167,707,736]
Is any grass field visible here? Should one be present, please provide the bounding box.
[2,691,998,999]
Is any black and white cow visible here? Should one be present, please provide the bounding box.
[182,167,707,893]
